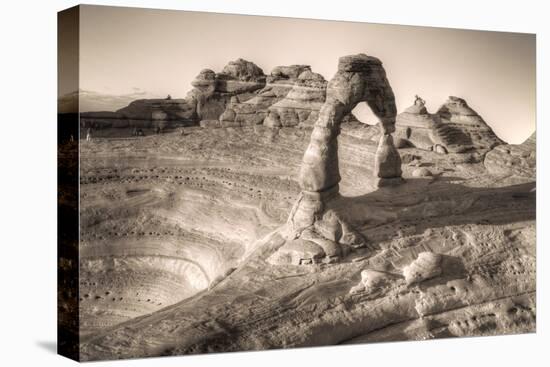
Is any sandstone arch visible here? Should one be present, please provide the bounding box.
[273,54,403,265]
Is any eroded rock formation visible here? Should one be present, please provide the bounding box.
[271,54,402,265]
[191,59,267,125]
[484,132,536,178]
[80,98,197,129]
[395,102,438,150]
[219,65,316,128]
[76,98,536,359]
[79,59,374,132]
[434,96,503,153]
[374,134,403,186]
[394,96,503,156]
[264,69,328,128]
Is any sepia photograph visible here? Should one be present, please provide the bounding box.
[56,3,536,362]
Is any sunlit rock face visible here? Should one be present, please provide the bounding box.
[374,134,403,186]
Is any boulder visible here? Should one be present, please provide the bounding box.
[403,252,442,285]
[267,238,325,265]
[220,58,265,82]
[191,69,217,92]
[374,134,403,183]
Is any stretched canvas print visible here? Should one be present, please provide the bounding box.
[58,4,536,362]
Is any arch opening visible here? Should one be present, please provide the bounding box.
[351,102,379,126]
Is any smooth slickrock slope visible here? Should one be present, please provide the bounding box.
[77,119,535,360]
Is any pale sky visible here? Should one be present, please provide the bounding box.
[75,5,535,143]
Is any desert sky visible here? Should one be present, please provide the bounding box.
[73,5,535,143]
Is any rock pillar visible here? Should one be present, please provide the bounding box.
[374,134,403,187]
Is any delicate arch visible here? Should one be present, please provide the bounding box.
[278,54,403,265]
[298,54,400,194]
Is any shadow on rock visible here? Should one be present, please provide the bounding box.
[329,178,535,245]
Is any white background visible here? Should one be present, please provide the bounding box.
[0,0,547,365]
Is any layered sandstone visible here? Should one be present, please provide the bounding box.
[433,96,503,153]
[263,69,327,128]
[394,96,503,155]
[79,59,384,132]
[395,103,438,150]
[484,132,536,178]
[189,59,267,123]
[219,65,313,127]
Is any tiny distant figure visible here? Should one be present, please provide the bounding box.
[414,95,426,106]
[180,128,185,136]
[136,128,144,136]
[86,128,92,141]
[69,134,74,143]
[155,126,161,135]
[166,94,172,100]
